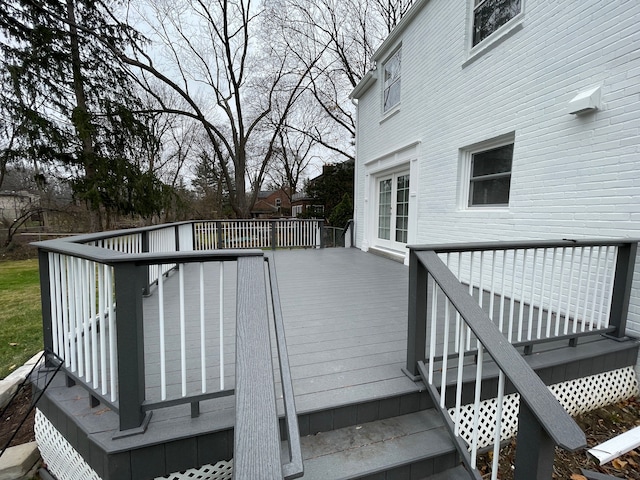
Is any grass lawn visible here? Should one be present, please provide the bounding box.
[0,259,42,379]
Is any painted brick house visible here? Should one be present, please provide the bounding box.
[350,0,640,371]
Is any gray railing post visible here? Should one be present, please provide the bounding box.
[113,261,148,433]
[141,230,150,296]
[405,249,427,379]
[513,401,555,480]
[174,225,180,251]
[37,249,54,366]
[216,221,223,249]
[608,241,637,338]
[270,220,277,250]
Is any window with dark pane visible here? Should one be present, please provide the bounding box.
[383,49,401,112]
[469,144,513,206]
[473,0,521,46]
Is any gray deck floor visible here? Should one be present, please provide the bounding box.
[141,248,417,419]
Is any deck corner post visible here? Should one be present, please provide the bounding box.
[609,241,637,338]
[216,221,223,249]
[141,230,150,296]
[37,249,54,366]
[270,220,277,250]
[406,249,427,378]
[114,261,147,431]
[514,400,555,480]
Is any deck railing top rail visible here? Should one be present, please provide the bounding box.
[409,238,640,253]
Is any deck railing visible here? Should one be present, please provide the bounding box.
[406,239,638,479]
[35,219,308,477]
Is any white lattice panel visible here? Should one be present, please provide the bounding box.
[448,366,639,451]
[449,393,520,450]
[156,461,233,480]
[35,409,234,480]
[35,409,101,480]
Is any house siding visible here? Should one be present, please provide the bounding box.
[353,0,640,371]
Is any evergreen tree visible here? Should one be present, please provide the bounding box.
[0,0,168,229]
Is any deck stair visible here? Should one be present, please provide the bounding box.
[289,408,463,479]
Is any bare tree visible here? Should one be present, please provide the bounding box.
[269,0,413,161]
[112,0,322,218]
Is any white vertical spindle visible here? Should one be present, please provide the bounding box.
[158,268,166,401]
[454,324,466,437]
[219,262,225,391]
[508,250,517,343]
[107,266,117,403]
[470,347,484,469]
[491,371,506,480]
[428,276,437,384]
[179,264,186,397]
[200,262,206,393]
[517,249,528,342]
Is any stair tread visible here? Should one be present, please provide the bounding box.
[288,409,456,480]
[425,464,471,479]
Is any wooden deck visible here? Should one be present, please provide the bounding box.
[140,248,416,413]
[33,247,639,480]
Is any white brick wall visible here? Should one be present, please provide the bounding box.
[354,0,640,371]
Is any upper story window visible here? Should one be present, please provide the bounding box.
[275,198,282,207]
[383,48,401,113]
[469,143,513,207]
[473,0,522,46]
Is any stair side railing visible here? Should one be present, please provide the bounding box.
[407,246,589,480]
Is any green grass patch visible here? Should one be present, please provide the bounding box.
[0,259,42,379]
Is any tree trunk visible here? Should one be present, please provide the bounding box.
[66,0,101,231]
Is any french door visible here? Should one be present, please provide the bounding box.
[376,171,410,248]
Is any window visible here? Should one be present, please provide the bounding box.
[275,198,282,207]
[383,49,401,112]
[468,143,513,207]
[473,0,521,46]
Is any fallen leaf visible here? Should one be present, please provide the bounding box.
[570,474,587,480]
[612,458,628,470]
[8,364,16,370]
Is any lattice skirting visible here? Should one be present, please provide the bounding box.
[449,366,640,450]
[34,409,233,480]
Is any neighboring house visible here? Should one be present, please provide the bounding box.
[251,188,291,218]
[290,191,324,218]
[0,190,41,223]
[350,0,640,369]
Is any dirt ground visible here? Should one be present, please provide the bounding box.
[477,396,640,479]
[0,385,36,450]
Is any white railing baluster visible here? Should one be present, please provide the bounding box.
[563,248,577,335]
[491,371,506,480]
[454,324,466,437]
[107,265,117,403]
[69,257,78,373]
[455,252,462,353]
[82,259,91,383]
[498,250,507,333]
[440,298,451,409]
[99,264,107,396]
[179,263,186,397]
[604,246,618,329]
[200,262,206,394]
[508,250,517,343]
[488,250,496,324]
[517,249,527,342]
[581,247,595,331]
[49,253,60,356]
[546,248,558,338]
[470,347,484,469]
[158,268,166,401]
[574,247,586,333]
[467,252,475,351]
[219,261,225,391]
[556,248,567,336]
[589,246,604,330]
[527,249,538,341]
[428,276,437,384]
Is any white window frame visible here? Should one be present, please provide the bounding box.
[374,169,410,250]
[459,133,515,210]
[382,47,402,114]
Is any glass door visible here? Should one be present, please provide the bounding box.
[376,171,410,248]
